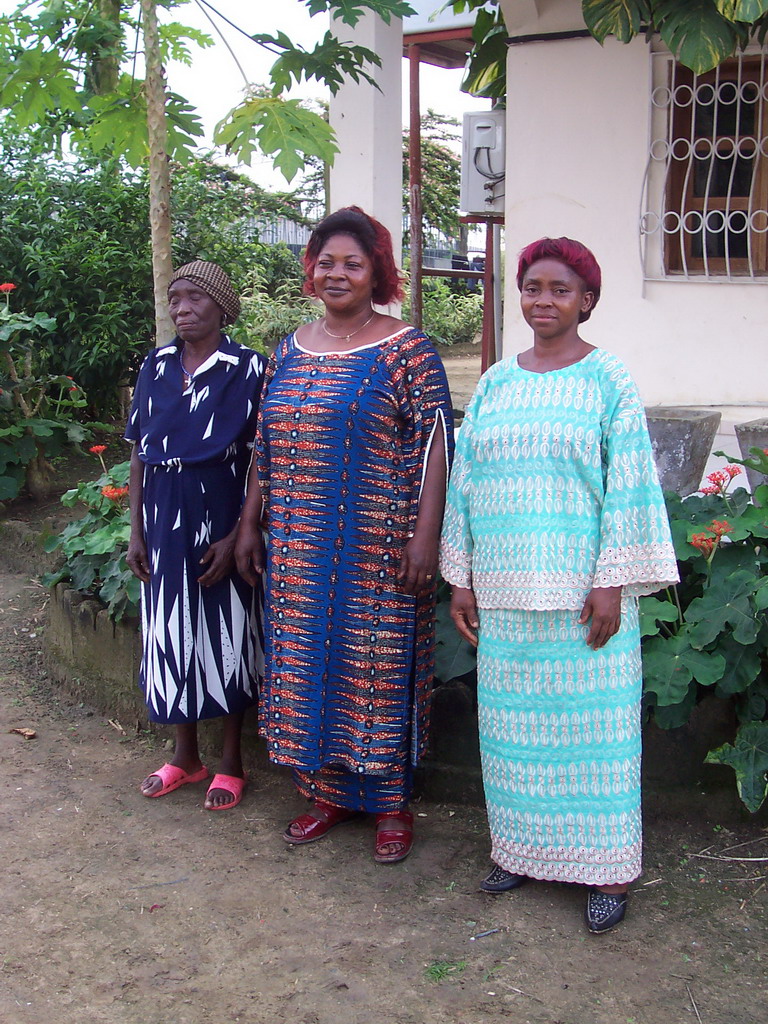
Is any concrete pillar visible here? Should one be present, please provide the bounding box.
[329,13,403,266]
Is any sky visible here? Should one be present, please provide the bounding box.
[0,0,488,191]
[166,1,488,189]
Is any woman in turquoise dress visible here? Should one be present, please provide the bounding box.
[440,237,678,933]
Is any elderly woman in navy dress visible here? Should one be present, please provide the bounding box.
[126,261,266,810]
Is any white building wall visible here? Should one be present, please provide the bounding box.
[501,24,768,407]
[328,13,403,273]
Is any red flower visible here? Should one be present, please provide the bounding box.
[68,386,78,392]
[101,485,129,501]
[706,470,727,486]
[725,465,742,479]
[89,445,107,455]
[700,485,719,495]
[691,532,716,557]
[710,520,732,537]
[0,282,16,293]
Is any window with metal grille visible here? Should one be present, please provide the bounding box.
[641,51,768,280]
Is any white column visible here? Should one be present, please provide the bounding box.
[329,13,403,265]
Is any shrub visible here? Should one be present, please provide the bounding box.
[42,458,139,621]
[640,451,768,812]
[403,277,483,346]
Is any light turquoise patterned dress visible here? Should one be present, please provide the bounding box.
[440,349,678,885]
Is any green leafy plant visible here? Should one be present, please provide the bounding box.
[0,137,312,415]
[42,457,139,622]
[0,282,97,499]
[237,277,320,353]
[641,451,768,811]
[403,278,483,347]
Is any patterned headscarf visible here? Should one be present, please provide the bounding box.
[169,261,241,324]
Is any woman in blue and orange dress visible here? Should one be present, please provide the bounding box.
[235,207,453,862]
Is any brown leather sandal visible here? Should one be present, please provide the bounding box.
[282,800,358,845]
[374,809,414,864]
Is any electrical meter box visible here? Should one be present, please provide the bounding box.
[460,110,506,216]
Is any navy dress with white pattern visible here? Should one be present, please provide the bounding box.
[125,335,267,724]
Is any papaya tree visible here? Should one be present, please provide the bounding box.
[0,0,415,337]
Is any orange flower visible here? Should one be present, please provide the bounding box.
[691,532,716,557]
[101,485,129,501]
[710,520,732,537]
[89,445,107,455]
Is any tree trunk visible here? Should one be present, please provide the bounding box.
[91,0,122,95]
[140,0,174,345]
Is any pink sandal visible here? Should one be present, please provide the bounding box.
[205,773,248,811]
[141,762,209,798]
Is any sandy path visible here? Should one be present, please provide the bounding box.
[1,570,766,1024]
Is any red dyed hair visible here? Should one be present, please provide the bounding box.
[516,237,602,322]
[303,206,405,305]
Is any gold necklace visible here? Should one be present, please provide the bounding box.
[321,310,375,342]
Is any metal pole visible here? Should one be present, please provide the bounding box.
[481,219,495,373]
[408,45,423,329]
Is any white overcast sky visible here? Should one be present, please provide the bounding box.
[0,1,488,189]
[168,1,487,187]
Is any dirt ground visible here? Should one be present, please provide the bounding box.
[2,345,767,1024]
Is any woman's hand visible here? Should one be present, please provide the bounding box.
[234,521,265,587]
[579,586,622,649]
[397,532,438,596]
[197,534,236,587]
[450,586,479,648]
[126,533,150,584]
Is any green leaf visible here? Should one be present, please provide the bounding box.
[581,0,652,44]
[639,594,679,637]
[682,646,727,686]
[0,472,21,500]
[649,680,698,729]
[715,0,768,22]
[655,0,741,73]
[256,31,381,96]
[685,570,760,647]
[705,720,768,812]
[304,0,416,26]
[735,677,768,722]
[461,8,508,100]
[714,636,763,696]
[80,522,131,555]
[727,503,768,541]
[215,97,338,182]
[642,632,696,705]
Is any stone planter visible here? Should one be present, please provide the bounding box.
[734,418,768,494]
[645,407,722,495]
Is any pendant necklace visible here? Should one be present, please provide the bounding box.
[180,352,195,389]
[321,310,376,343]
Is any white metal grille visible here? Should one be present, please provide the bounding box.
[641,49,768,281]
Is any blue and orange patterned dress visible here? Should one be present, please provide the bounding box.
[440,349,678,885]
[256,327,453,812]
